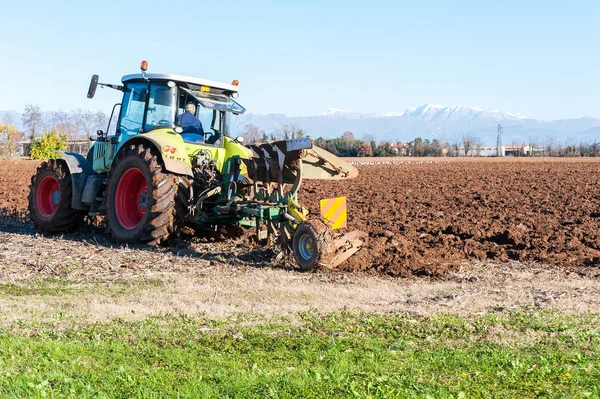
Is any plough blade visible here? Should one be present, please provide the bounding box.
[323,230,367,269]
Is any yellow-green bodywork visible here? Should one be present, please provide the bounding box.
[91,128,252,177]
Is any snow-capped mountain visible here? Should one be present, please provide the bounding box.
[320,104,530,124]
[229,103,600,144]
[382,103,530,122]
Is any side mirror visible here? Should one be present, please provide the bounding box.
[87,75,99,99]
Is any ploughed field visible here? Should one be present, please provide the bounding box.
[2,159,600,277]
[302,159,600,277]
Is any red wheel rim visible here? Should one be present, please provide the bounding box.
[36,176,60,217]
[115,168,148,230]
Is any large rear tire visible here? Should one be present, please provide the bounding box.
[28,159,84,233]
[106,143,187,246]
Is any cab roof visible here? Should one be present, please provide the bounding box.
[121,73,239,93]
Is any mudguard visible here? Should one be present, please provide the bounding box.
[56,151,94,211]
[119,132,194,177]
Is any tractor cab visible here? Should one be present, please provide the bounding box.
[88,61,247,173]
[116,72,246,145]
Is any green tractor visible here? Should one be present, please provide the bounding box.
[28,61,363,270]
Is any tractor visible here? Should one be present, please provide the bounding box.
[28,61,363,270]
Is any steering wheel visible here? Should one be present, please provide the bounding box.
[157,120,171,126]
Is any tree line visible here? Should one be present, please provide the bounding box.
[0,104,108,158]
[243,124,600,158]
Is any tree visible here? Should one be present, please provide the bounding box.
[280,124,292,140]
[71,109,98,139]
[0,121,22,157]
[341,131,356,141]
[448,134,461,157]
[357,142,373,157]
[94,110,109,135]
[413,137,424,156]
[243,124,262,144]
[362,134,375,143]
[462,133,474,157]
[290,124,305,139]
[473,137,483,156]
[29,131,68,160]
[374,141,394,157]
[48,110,76,137]
[544,136,556,157]
[23,104,43,141]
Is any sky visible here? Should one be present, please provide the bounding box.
[0,0,598,120]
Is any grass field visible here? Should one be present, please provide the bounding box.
[0,311,598,398]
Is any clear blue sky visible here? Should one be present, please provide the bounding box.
[0,0,598,120]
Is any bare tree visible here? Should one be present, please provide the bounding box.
[48,110,76,137]
[279,124,292,140]
[243,124,262,144]
[473,136,483,156]
[361,134,375,143]
[527,137,539,157]
[449,134,461,157]
[462,133,474,157]
[93,110,109,134]
[290,124,305,139]
[22,104,43,141]
[543,136,556,157]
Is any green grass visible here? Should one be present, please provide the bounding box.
[0,311,598,398]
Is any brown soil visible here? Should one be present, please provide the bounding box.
[4,159,600,278]
[0,160,40,217]
[301,160,600,277]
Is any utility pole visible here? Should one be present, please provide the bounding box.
[496,123,503,157]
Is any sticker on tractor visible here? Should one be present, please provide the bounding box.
[320,197,347,230]
[199,86,211,97]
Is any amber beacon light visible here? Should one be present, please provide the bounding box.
[140,60,148,72]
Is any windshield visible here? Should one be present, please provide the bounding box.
[145,84,176,130]
[118,82,177,134]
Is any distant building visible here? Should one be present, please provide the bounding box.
[503,144,545,157]
[390,142,409,156]
[455,144,543,157]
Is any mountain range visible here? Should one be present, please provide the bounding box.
[3,104,600,145]
[229,104,600,144]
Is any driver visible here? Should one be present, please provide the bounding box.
[178,102,204,142]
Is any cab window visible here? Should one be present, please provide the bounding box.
[145,84,176,131]
[119,82,148,134]
[118,82,176,134]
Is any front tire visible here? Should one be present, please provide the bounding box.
[28,159,84,233]
[106,144,184,246]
